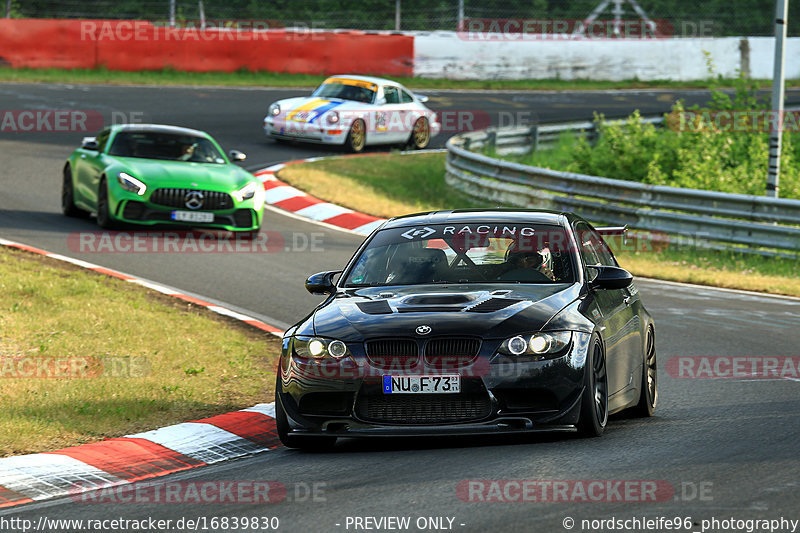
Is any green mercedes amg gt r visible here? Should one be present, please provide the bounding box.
[62,124,264,234]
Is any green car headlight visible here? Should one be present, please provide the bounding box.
[232,182,257,202]
[498,331,572,358]
[293,337,349,360]
[117,172,146,196]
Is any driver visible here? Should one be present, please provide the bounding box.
[178,143,196,161]
[499,243,556,282]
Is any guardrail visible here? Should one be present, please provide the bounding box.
[446,116,800,256]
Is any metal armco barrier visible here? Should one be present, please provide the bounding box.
[446,118,800,256]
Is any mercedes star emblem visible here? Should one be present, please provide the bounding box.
[184,191,204,210]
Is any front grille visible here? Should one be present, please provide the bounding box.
[425,338,481,368]
[356,394,492,424]
[150,188,233,210]
[365,339,418,370]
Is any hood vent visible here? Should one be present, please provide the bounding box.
[464,298,520,313]
[357,300,393,315]
[402,294,474,305]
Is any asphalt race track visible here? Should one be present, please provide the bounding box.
[1,84,800,532]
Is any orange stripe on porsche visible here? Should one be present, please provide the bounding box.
[47,438,205,481]
[193,412,281,448]
[287,98,329,122]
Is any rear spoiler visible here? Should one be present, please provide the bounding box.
[595,225,628,236]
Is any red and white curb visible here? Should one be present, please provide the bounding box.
[0,238,285,509]
[254,155,388,235]
[0,404,279,508]
[0,238,284,337]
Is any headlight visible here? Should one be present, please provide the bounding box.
[117,172,146,196]
[268,103,281,117]
[293,337,350,360]
[231,181,258,202]
[498,331,572,357]
[326,111,340,125]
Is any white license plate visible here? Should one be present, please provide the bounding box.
[171,211,214,223]
[382,375,460,394]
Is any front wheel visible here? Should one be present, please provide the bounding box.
[406,117,431,150]
[577,337,608,437]
[95,178,117,229]
[345,119,366,153]
[62,165,87,218]
[632,326,658,417]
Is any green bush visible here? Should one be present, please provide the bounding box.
[509,76,800,199]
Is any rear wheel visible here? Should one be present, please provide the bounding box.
[62,165,87,218]
[95,177,117,229]
[275,378,336,451]
[632,326,658,417]
[577,337,608,437]
[406,117,430,150]
[345,119,366,153]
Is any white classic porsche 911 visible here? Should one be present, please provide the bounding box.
[263,75,441,152]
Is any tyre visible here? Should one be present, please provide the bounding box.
[577,336,609,437]
[275,378,336,451]
[95,177,117,229]
[62,165,87,218]
[632,325,658,417]
[345,119,366,153]
[406,117,431,150]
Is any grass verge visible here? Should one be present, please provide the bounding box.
[1,67,798,91]
[0,246,280,457]
[279,152,800,297]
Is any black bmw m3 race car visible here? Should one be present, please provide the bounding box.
[275,209,658,449]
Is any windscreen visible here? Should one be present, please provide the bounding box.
[344,223,576,287]
[312,77,377,103]
[108,131,226,164]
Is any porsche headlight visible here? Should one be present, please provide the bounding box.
[499,331,572,357]
[268,103,281,117]
[231,181,258,202]
[117,172,146,196]
[326,111,340,125]
[293,337,350,360]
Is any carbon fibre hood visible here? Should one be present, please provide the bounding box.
[311,284,582,341]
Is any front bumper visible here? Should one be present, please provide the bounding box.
[108,186,263,232]
[263,117,347,145]
[277,332,592,437]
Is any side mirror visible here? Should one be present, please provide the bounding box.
[588,265,632,290]
[415,94,429,103]
[305,270,341,295]
[81,137,99,150]
[375,97,387,106]
[229,150,247,162]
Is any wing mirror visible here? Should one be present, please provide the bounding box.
[415,93,430,103]
[375,97,387,105]
[305,270,341,295]
[588,265,633,290]
[229,150,247,162]
[81,137,99,150]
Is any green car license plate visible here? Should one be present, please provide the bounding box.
[171,210,214,223]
